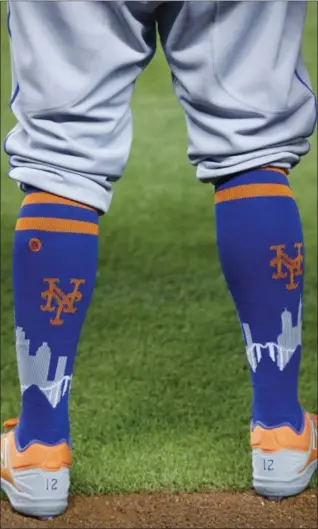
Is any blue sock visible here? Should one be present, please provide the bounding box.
[13,188,99,449]
[215,167,304,433]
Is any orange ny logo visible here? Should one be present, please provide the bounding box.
[270,243,304,291]
[41,278,86,326]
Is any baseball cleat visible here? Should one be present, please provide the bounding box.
[251,411,317,499]
[1,418,71,519]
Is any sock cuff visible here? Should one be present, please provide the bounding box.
[215,182,294,204]
[22,191,95,211]
[16,191,99,236]
[215,167,294,205]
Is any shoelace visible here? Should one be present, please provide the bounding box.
[3,418,19,429]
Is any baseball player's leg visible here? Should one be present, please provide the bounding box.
[2,0,156,518]
[158,0,317,497]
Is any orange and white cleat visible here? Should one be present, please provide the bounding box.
[1,418,71,519]
[251,412,317,499]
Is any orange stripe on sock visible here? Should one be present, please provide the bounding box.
[215,183,294,204]
[263,166,288,176]
[22,192,94,211]
[16,217,99,235]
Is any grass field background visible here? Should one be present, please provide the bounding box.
[1,4,317,494]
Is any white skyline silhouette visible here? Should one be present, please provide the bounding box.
[242,298,302,372]
[16,327,72,408]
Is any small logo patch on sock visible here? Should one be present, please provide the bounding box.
[29,238,42,252]
[41,278,86,326]
[270,243,303,290]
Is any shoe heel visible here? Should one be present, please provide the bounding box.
[1,467,70,518]
[252,449,316,499]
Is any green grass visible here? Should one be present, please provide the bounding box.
[1,4,317,494]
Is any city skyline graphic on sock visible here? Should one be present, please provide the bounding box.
[16,326,72,408]
[242,297,302,372]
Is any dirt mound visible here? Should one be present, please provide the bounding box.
[1,490,317,528]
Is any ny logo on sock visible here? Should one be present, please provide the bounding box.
[270,243,303,290]
[41,278,86,326]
